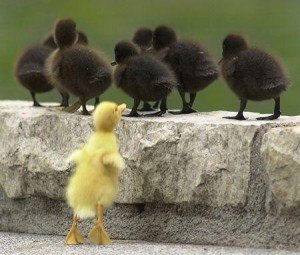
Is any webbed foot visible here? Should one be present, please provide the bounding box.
[88,223,111,245]
[169,105,197,115]
[138,102,156,112]
[223,114,246,120]
[257,112,281,120]
[60,102,69,108]
[122,111,141,117]
[33,102,43,107]
[145,110,166,117]
[65,216,84,245]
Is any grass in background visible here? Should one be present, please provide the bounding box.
[0,0,299,115]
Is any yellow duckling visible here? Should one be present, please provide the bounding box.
[65,102,126,245]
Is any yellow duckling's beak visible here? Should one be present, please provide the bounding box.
[118,104,126,114]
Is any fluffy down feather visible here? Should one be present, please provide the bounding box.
[66,102,126,219]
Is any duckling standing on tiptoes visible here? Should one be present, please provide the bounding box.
[220,34,290,120]
[66,102,126,245]
[152,25,219,114]
[45,19,112,115]
[15,36,57,107]
[132,27,157,112]
[111,41,177,117]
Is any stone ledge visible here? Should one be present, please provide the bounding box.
[0,101,299,249]
[0,101,299,209]
[261,126,300,214]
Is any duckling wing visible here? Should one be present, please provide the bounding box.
[192,46,219,78]
[16,63,44,76]
[156,47,170,61]
[154,77,177,90]
[88,69,111,85]
[102,152,125,172]
[223,57,238,77]
[236,49,290,90]
[195,56,219,78]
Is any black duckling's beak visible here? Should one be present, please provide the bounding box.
[111,61,117,66]
[146,46,153,52]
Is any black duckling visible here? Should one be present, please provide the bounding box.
[15,39,55,107]
[132,27,156,112]
[42,31,90,108]
[44,30,88,49]
[43,34,58,49]
[132,27,153,53]
[152,25,219,114]
[45,19,112,115]
[42,34,69,107]
[111,41,177,117]
[220,34,290,120]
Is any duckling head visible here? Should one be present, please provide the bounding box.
[77,31,88,45]
[132,27,153,49]
[93,102,126,132]
[222,34,248,59]
[111,41,139,66]
[43,34,57,49]
[153,25,177,50]
[54,18,77,49]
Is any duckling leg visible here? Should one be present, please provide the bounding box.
[138,102,156,112]
[30,92,42,107]
[224,99,247,120]
[94,97,100,109]
[145,97,167,117]
[123,99,141,117]
[88,205,111,245]
[257,97,281,120]
[169,86,197,114]
[60,92,70,107]
[189,93,197,108]
[153,100,160,109]
[81,100,91,115]
[65,215,84,245]
[62,100,82,113]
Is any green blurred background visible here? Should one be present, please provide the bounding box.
[0,0,299,115]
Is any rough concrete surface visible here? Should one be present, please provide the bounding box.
[0,232,299,255]
[0,101,299,249]
[261,126,300,215]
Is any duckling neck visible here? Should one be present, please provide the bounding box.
[57,45,70,50]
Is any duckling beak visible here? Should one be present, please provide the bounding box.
[146,46,153,52]
[218,58,224,65]
[118,104,126,114]
[111,61,117,66]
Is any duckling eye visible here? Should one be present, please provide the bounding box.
[115,107,118,112]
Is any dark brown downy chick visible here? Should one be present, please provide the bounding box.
[220,34,290,120]
[132,27,157,112]
[132,27,153,53]
[15,38,56,107]
[152,25,219,114]
[41,30,90,108]
[46,19,112,115]
[77,31,89,45]
[43,34,58,49]
[44,30,88,49]
[112,41,177,117]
